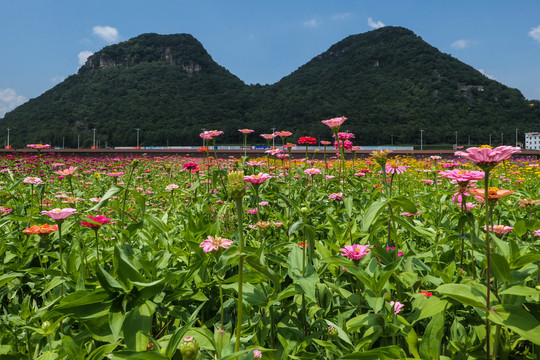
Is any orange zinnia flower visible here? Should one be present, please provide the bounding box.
[469,187,514,200]
[23,223,59,235]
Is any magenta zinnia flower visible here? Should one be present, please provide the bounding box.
[81,215,111,229]
[200,236,233,253]
[321,116,347,130]
[42,208,77,221]
[339,244,370,261]
[455,146,521,165]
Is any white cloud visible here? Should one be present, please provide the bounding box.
[478,69,496,80]
[529,25,540,42]
[303,18,321,28]
[367,17,384,29]
[0,88,27,118]
[78,50,94,65]
[92,25,119,43]
[451,39,471,49]
[332,13,352,21]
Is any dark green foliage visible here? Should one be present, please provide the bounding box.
[2,27,539,147]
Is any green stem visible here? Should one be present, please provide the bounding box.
[95,229,100,264]
[58,222,64,299]
[484,171,492,360]
[234,197,244,356]
[120,162,137,226]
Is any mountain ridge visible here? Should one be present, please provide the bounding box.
[2,26,539,147]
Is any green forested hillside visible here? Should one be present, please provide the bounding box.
[2,27,539,147]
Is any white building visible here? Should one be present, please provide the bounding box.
[525,132,540,150]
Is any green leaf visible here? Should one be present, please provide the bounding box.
[436,283,488,310]
[361,200,387,232]
[0,272,23,287]
[513,220,527,237]
[325,320,352,346]
[288,219,304,236]
[510,253,540,269]
[490,304,540,345]
[122,301,156,351]
[165,319,197,359]
[54,289,110,319]
[144,213,170,238]
[500,285,540,297]
[62,335,82,360]
[490,253,512,283]
[114,246,146,287]
[86,343,120,360]
[389,195,417,214]
[338,345,405,359]
[110,351,168,359]
[88,185,124,211]
[344,195,353,217]
[419,311,445,359]
[414,296,449,322]
[95,264,126,295]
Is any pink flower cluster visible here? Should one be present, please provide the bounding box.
[340,244,370,261]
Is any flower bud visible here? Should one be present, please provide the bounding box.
[328,326,338,336]
[228,171,246,199]
[180,336,198,360]
[41,321,51,332]
[131,158,139,169]
[536,285,540,292]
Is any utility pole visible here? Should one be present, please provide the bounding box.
[93,128,96,149]
[6,128,10,149]
[516,128,519,147]
[455,131,458,148]
[272,127,276,148]
[489,134,492,147]
[136,128,140,149]
[420,129,424,150]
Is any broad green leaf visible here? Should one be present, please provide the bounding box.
[325,320,352,346]
[419,311,445,359]
[122,301,156,351]
[389,195,417,214]
[110,351,168,359]
[86,343,120,360]
[114,246,146,287]
[288,219,304,236]
[95,265,126,295]
[54,289,110,319]
[414,296,449,323]
[490,253,512,283]
[88,185,124,211]
[510,253,540,269]
[0,272,23,287]
[500,285,540,297]
[361,200,387,232]
[490,304,540,345]
[436,283,488,310]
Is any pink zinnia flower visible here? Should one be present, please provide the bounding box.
[81,215,111,229]
[274,131,293,138]
[200,132,213,140]
[55,167,78,177]
[320,140,331,146]
[247,208,258,215]
[389,301,404,314]
[328,193,342,201]
[23,176,43,185]
[455,146,521,165]
[385,162,408,175]
[439,169,485,183]
[304,168,321,175]
[260,133,277,140]
[200,236,233,253]
[244,173,271,185]
[27,144,51,149]
[238,129,254,134]
[419,290,432,297]
[205,130,224,138]
[483,225,514,235]
[165,184,179,191]
[253,349,262,358]
[42,208,77,221]
[339,244,370,261]
[321,116,347,130]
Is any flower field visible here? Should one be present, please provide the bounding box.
[1,126,540,359]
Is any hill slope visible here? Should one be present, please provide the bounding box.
[2,27,539,147]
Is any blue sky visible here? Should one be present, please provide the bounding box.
[2,0,540,118]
